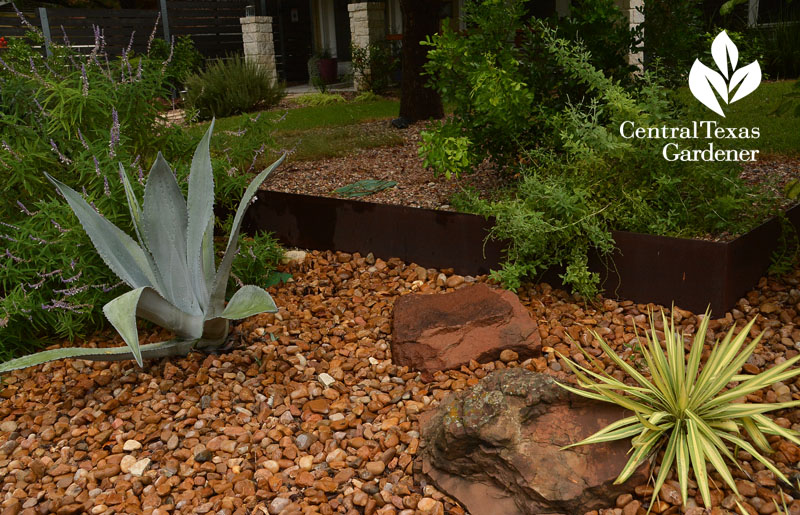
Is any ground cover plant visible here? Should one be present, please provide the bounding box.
[421,0,781,299]
[0,18,285,361]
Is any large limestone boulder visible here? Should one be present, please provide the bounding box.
[391,284,541,378]
[420,368,649,515]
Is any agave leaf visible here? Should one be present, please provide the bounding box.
[141,153,200,315]
[0,339,198,373]
[102,288,149,367]
[220,285,278,320]
[186,121,215,311]
[45,172,158,289]
[133,287,206,340]
[209,153,286,315]
[119,163,166,296]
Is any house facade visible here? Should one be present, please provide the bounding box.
[262,0,644,83]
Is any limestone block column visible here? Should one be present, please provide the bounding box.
[240,16,277,84]
[615,0,644,70]
[348,2,386,90]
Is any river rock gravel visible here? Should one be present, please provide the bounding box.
[1,250,800,515]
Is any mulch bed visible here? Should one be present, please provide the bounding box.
[262,121,800,217]
[262,121,509,211]
[1,251,800,515]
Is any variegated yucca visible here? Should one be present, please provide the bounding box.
[557,310,800,510]
[0,123,284,372]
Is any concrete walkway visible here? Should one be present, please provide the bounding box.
[284,82,356,96]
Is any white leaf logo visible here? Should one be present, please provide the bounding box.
[688,31,761,117]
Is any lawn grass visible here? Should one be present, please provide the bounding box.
[674,80,800,157]
[189,98,402,163]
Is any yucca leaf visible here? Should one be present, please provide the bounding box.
[220,285,278,320]
[751,413,800,446]
[209,153,286,315]
[686,419,711,508]
[614,428,661,484]
[685,310,710,395]
[0,339,198,373]
[687,411,739,495]
[742,416,772,453]
[45,172,158,289]
[719,432,790,485]
[141,153,200,315]
[676,429,690,503]
[708,353,800,407]
[561,415,641,448]
[650,422,681,509]
[593,333,662,399]
[186,121,215,311]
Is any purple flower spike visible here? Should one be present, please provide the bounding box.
[109,107,120,157]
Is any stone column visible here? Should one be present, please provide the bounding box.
[615,0,644,70]
[240,16,277,85]
[348,2,386,90]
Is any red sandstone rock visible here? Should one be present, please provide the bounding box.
[391,283,541,376]
[421,368,649,515]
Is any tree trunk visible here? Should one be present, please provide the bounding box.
[399,0,444,122]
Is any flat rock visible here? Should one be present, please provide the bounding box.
[420,368,649,515]
[391,283,541,377]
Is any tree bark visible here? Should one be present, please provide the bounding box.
[399,0,444,122]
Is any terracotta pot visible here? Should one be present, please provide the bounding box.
[316,58,337,83]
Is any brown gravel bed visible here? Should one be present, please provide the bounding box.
[262,121,509,210]
[1,252,800,515]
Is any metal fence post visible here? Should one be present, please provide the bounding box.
[159,0,171,43]
[37,7,52,57]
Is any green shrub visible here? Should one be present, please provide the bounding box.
[149,35,204,88]
[422,3,771,297]
[554,0,638,82]
[292,92,345,106]
[353,91,382,103]
[559,310,800,510]
[638,0,704,84]
[350,41,397,94]
[230,231,285,289]
[184,55,285,119]
[757,21,800,80]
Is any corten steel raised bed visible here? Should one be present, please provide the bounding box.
[243,190,800,314]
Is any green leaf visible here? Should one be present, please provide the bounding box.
[141,153,200,315]
[220,285,278,320]
[45,172,158,290]
[263,271,293,288]
[209,153,286,316]
[186,121,215,311]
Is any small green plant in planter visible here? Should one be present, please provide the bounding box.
[0,123,285,373]
[557,310,800,510]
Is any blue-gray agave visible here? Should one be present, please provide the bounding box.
[0,123,284,372]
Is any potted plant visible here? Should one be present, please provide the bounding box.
[316,48,337,84]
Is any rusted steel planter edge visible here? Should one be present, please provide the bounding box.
[243,190,800,314]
